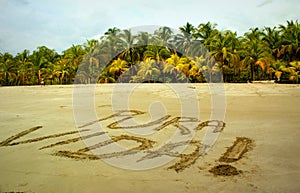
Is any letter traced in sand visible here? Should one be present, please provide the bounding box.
[0,126,90,147]
[219,137,254,163]
[0,110,226,172]
[53,135,155,160]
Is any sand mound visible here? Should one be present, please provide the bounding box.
[209,164,241,176]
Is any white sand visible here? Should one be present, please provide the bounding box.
[0,83,300,193]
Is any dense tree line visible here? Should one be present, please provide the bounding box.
[1,20,299,85]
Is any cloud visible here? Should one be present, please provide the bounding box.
[257,0,273,7]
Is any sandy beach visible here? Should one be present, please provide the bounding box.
[0,83,300,193]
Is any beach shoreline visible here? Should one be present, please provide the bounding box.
[0,83,299,193]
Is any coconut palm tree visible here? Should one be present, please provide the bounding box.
[241,28,272,81]
[278,20,300,62]
[0,52,16,85]
[109,58,128,82]
[84,39,99,53]
[136,31,152,46]
[165,54,190,82]
[172,22,196,56]
[262,27,281,60]
[143,45,170,61]
[54,61,69,85]
[153,26,173,46]
[15,50,31,85]
[285,61,300,83]
[137,58,160,83]
[194,22,218,52]
[62,44,86,83]
[267,60,286,82]
[101,27,123,61]
[119,29,137,62]
[98,71,116,83]
[207,30,240,82]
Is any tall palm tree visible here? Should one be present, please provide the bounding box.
[143,45,170,61]
[153,26,173,46]
[241,28,272,81]
[285,61,300,83]
[30,46,57,84]
[84,39,99,53]
[262,27,281,60]
[136,32,153,61]
[173,22,196,56]
[109,58,128,81]
[119,29,140,76]
[165,54,190,82]
[54,61,69,85]
[208,30,240,82]
[137,58,160,83]
[15,50,31,85]
[267,60,287,81]
[0,52,16,85]
[101,27,123,61]
[278,20,300,61]
[63,44,86,83]
[119,29,136,61]
[194,22,218,49]
[153,27,177,55]
[188,63,202,82]
[98,71,115,83]
[136,31,152,46]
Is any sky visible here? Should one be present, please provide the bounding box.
[0,0,299,55]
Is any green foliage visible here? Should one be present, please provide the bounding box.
[1,20,300,85]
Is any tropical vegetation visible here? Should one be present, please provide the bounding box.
[1,20,299,85]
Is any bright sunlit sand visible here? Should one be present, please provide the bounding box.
[0,83,300,193]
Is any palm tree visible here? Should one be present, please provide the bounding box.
[262,27,281,60]
[30,46,58,84]
[101,27,123,61]
[209,30,240,81]
[98,71,115,83]
[153,27,173,46]
[0,52,16,85]
[118,29,141,76]
[153,27,177,55]
[285,61,300,83]
[172,22,196,56]
[143,45,170,61]
[54,61,69,85]
[136,31,152,46]
[15,50,31,85]
[267,60,286,81]
[84,39,99,53]
[175,59,192,82]
[136,32,153,62]
[109,58,128,82]
[241,28,272,81]
[165,54,190,82]
[188,63,202,82]
[119,29,136,61]
[104,27,120,36]
[194,22,218,50]
[63,44,86,83]
[137,58,160,83]
[163,62,177,82]
[278,20,300,61]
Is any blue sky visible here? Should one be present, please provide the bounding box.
[0,0,299,55]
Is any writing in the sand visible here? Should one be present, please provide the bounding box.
[0,110,225,172]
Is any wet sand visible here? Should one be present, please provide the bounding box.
[0,83,300,193]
